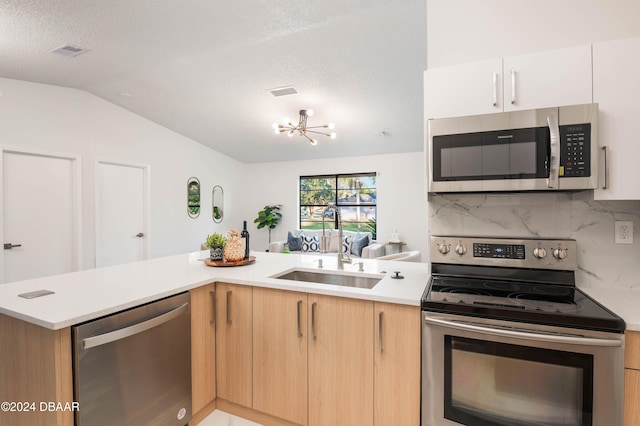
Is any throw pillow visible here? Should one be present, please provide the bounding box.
[301,234,320,252]
[287,231,303,252]
[351,234,369,257]
[342,234,353,254]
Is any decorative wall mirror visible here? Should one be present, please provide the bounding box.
[187,177,201,218]
[212,185,224,223]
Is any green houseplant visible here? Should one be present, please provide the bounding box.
[254,204,282,248]
[205,232,227,260]
[365,217,377,240]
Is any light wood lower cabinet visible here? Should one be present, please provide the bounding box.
[190,284,216,414]
[215,282,253,407]
[0,314,74,426]
[308,294,374,426]
[253,287,308,425]
[625,331,640,425]
[374,302,421,426]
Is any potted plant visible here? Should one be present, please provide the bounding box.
[254,204,282,248]
[204,232,227,260]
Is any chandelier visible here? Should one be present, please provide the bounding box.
[272,109,336,146]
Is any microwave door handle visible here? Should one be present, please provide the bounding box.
[547,115,560,188]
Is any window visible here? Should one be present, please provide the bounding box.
[299,173,377,238]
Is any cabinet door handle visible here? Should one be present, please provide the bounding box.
[297,300,303,338]
[226,290,232,325]
[492,71,498,107]
[510,69,516,105]
[602,145,609,190]
[378,311,384,354]
[209,290,216,326]
[311,302,317,340]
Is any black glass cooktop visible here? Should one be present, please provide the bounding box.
[422,273,625,333]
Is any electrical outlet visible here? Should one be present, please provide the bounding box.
[615,221,634,244]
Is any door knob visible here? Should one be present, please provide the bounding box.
[135,233,144,238]
[4,243,22,250]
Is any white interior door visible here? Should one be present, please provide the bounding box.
[2,150,80,283]
[96,161,148,268]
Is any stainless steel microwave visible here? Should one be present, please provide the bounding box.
[427,103,598,193]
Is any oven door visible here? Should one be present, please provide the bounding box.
[421,312,624,426]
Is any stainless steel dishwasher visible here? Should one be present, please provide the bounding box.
[73,292,192,426]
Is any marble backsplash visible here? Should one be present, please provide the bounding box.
[428,193,640,289]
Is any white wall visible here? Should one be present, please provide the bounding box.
[244,152,429,260]
[427,0,640,68]
[0,77,246,270]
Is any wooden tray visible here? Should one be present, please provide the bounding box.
[204,256,256,267]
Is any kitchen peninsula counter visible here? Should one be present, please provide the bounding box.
[0,251,429,330]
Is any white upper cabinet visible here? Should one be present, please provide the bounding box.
[593,36,640,200]
[503,44,593,111]
[424,44,593,119]
[424,58,503,119]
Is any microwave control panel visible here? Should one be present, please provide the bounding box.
[559,123,590,177]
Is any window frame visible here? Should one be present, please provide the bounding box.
[299,172,377,234]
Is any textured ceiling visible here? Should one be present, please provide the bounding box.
[0,0,427,163]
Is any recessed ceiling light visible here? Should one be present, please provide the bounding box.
[49,44,89,57]
[268,86,298,97]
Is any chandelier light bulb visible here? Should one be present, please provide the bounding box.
[272,108,335,147]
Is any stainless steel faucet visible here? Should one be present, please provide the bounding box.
[321,202,352,269]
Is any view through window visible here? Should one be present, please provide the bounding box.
[299,173,377,239]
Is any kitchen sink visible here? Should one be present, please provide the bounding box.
[272,269,383,289]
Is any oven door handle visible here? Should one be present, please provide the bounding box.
[424,316,623,347]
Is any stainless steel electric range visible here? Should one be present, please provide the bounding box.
[421,236,625,426]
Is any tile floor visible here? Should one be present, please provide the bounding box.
[197,409,262,426]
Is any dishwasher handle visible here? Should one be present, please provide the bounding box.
[83,302,189,350]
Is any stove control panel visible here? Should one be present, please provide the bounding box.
[431,236,577,271]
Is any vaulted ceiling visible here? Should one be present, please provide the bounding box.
[0,0,427,163]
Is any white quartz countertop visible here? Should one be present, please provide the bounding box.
[0,251,430,330]
[581,286,640,332]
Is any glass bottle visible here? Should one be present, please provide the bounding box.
[241,220,250,259]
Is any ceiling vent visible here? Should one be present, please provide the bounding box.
[49,44,89,57]
[268,86,297,97]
